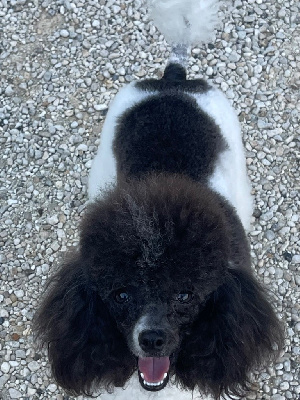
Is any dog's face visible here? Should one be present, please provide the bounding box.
[98,280,202,391]
[94,243,224,391]
[34,175,283,398]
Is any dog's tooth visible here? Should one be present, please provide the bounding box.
[140,373,144,379]
[164,373,168,379]
[143,378,165,387]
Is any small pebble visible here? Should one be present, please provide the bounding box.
[1,362,10,374]
[60,29,69,38]
[291,254,300,264]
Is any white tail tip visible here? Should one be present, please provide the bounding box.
[147,0,220,46]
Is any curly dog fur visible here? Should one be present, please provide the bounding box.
[34,174,283,399]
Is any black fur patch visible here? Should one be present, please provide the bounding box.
[136,63,210,93]
[114,90,226,182]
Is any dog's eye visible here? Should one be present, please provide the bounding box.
[176,291,193,303]
[114,289,130,304]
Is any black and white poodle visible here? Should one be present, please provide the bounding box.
[34,0,284,399]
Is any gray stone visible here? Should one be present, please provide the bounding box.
[92,20,100,28]
[71,121,78,129]
[0,375,9,390]
[82,39,91,49]
[292,346,300,355]
[261,210,274,222]
[77,143,88,151]
[8,389,22,399]
[1,362,10,373]
[28,361,40,372]
[16,349,26,358]
[265,230,275,240]
[43,71,52,82]
[5,85,14,96]
[291,254,300,264]
[60,29,69,38]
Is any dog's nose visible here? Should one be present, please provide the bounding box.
[139,330,166,352]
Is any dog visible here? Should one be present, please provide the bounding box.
[34,0,284,399]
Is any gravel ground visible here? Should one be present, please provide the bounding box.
[0,0,299,399]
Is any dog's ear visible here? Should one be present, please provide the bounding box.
[33,253,135,396]
[175,267,284,399]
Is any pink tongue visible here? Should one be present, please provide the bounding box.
[138,357,170,383]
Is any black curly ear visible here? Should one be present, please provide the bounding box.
[33,253,136,396]
[175,268,284,399]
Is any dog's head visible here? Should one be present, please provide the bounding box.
[34,174,284,398]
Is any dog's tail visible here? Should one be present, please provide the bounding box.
[147,0,220,64]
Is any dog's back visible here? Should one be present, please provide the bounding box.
[114,64,226,183]
[88,62,253,230]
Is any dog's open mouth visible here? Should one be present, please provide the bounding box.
[138,357,170,391]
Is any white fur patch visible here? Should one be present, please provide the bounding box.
[94,373,211,399]
[94,374,241,399]
[88,83,157,200]
[147,0,220,45]
[132,315,151,356]
[191,88,253,231]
